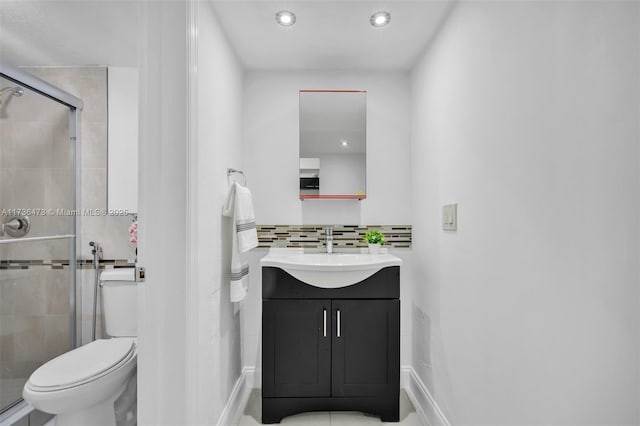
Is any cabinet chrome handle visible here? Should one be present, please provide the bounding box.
[337,309,341,338]
[323,308,327,337]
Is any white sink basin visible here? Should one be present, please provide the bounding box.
[260,250,402,288]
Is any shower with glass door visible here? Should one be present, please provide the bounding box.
[0,62,82,415]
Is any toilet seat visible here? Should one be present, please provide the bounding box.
[26,339,136,392]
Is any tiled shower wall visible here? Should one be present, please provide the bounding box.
[0,72,75,409]
[0,268,70,398]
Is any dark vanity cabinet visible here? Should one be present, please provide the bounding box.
[263,299,331,398]
[262,266,400,424]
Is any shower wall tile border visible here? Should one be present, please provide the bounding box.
[0,259,134,270]
[257,225,412,249]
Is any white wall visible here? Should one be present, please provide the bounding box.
[192,1,244,424]
[242,70,414,381]
[137,2,244,425]
[107,66,139,214]
[410,1,640,424]
[243,70,411,225]
[137,2,188,424]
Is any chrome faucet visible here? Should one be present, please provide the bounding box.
[325,226,333,254]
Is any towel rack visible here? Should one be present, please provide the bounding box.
[227,168,247,185]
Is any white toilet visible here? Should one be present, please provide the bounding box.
[23,268,138,426]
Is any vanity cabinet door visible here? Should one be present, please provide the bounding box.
[263,299,331,397]
[331,299,400,398]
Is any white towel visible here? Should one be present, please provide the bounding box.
[222,182,258,302]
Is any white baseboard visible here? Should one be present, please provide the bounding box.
[217,367,255,426]
[218,366,448,426]
[402,366,450,426]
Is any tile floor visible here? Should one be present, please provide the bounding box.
[235,389,425,426]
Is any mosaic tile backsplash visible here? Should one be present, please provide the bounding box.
[257,225,412,249]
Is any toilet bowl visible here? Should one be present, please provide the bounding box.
[23,268,138,426]
[23,338,136,426]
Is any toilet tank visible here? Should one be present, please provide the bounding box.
[101,268,137,337]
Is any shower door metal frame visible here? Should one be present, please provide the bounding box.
[0,61,84,416]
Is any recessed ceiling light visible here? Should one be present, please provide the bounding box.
[276,10,296,27]
[370,11,391,28]
[340,140,349,148]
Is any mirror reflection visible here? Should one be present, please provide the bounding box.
[299,90,366,199]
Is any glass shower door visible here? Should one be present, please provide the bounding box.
[0,73,78,413]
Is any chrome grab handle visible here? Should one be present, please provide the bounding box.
[323,308,327,337]
[337,309,341,338]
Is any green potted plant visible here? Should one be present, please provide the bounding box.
[364,229,385,254]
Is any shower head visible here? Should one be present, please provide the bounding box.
[0,86,24,97]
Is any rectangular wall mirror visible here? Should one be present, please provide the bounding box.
[299,90,366,200]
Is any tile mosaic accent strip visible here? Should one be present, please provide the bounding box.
[257,225,412,249]
[0,259,134,270]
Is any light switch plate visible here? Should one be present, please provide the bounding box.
[442,203,457,231]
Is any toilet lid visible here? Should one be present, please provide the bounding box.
[28,339,136,391]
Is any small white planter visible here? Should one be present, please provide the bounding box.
[368,243,381,254]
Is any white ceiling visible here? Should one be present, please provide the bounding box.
[0,1,141,67]
[0,1,452,70]
[212,0,453,70]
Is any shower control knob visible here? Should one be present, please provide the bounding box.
[1,215,30,238]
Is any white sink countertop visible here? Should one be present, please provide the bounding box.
[260,248,402,288]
